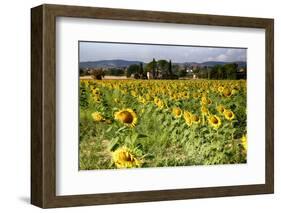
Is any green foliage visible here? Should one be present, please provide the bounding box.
[105,68,125,76]
[209,63,238,80]
[126,64,139,78]
[79,79,247,170]
[79,68,88,76]
[89,68,105,80]
[157,59,169,74]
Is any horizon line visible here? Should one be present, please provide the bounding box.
[79,58,247,64]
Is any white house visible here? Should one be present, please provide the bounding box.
[147,71,153,79]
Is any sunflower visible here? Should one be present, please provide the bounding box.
[201,96,212,105]
[193,92,199,99]
[91,112,104,122]
[231,88,238,95]
[224,109,235,120]
[92,88,100,96]
[145,94,153,101]
[191,114,200,124]
[112,146,142,169]
[182,91,189,99]
[91,90,101,102]
[131,90,137,97]
[183,111,192,126]
[201,106,209,116]
[154,98,165,109]
[223,88,232,97]
[137,96,146,104]
[208,115,221,129]
[241,135,247,151]
[184,116,192,126]
[217,105,225,114]
[172,107,182,118]
[183,111,191,119]
[114,108,137,127]
[218,86,224,93]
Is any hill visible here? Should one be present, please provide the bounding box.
[79,59,246,69]
[79,59,143,69]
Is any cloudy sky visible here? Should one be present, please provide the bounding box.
[79,41,246,63]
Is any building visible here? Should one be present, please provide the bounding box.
[147,71,153,79]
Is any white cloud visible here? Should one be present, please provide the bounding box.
[80,42,246,63]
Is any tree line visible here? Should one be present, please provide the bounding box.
[80,59,246,80]
[193,63,246,80]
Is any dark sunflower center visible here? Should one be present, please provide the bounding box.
[227,112,233,117]
[212,117,218,124]
[120,111,134,123]
[120,152,133,162]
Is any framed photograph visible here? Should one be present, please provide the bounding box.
[31,4,274,208]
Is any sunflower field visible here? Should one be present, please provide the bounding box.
[79,79,247,170]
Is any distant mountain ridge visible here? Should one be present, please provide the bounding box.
[79,59,143,69]
[79,59,246,69]
[176,61,246,68]
[200,61,246,67]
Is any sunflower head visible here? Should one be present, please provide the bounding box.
[223,88,232,97]
[145,94,153,101]
[232,88,238,95]
[112,146,142,169]
[191,114,200,124]
[137,96,146,104]
[218,86,224,93]
[241,135,247,151]
[201,96,212,105]
[183,111,192,126]
[154,98,165,109]
[91,112,104,122]
[208,115,221,129]
[183,111,191,119]
[217,105,225,114]
[193,92,199,99]
[172,107,182,118]
[92,88,100,96]
[131,90,137,97]
[224,109,235,120]
[114,108,137,127]
[201,106,209,116]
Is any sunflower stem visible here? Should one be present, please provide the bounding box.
[202,114,205,126]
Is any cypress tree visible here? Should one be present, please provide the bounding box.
[152,58,156,79]
[168,60,172,76]
[139,62,144,78]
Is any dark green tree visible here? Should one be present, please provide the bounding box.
[158,60,169,77]
[152,58,156,79]
[138,62,146,79]
[224,63,238,79]
[217,65,223,79]
[210,65,221,79]
[89,68,105,80]
[79,68,86,76]
[168,60,172,75]
[126,64,139,78]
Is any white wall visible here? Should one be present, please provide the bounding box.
[0,0,279,212]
